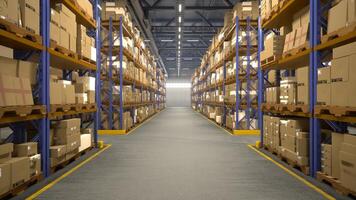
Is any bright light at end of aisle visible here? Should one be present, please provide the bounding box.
[166,83,191,88]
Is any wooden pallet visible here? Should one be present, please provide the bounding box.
[50,104,78,113]
[280,155,310,175]
[264,145,280,156]
[315,105,356,117]
[0,18,42,44]
[287,104,309,113]
[50,40,77,59]
[0,174,42,199]
[78,54,96,65]
[282,43,309,59]
[317,172,356,197]
[321,22,356,44]
[262,103,279,112]
[261,55,280,66]
[0,105,46,119]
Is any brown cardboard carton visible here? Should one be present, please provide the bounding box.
[322,144,332,175]
[339,139,356,192]
[332,132,345,179]
[296,66,309,85]
[0,0,19,24]
[297,85,308,105]
[0,163,11,196]
[19,0,40,34]
[333,41,356,59]
[50,145,66,158]
[296,132,309,157]
[75,94,85,104]
[0,45,13,58]
[59,28,69,49]
[87,90,95,103]
[0,143,13,163]
[50,81,63,104]
[63,84,75,104]
[318,66,331,84]
[0,57,17,76]
[328,0,347,34]
[317,83,331,105]
[29,154,41,176]
[5,157,30,187]
[17,60,38,85]
[14,142,37,157]
[54,118,81,136]
[0,75,33,106]
[75,83,86,93]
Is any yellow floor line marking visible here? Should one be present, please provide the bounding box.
[126,109,165,135]
[26,144,112,200]
[247,144,335,200]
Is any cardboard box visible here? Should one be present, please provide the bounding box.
[79,134,92,152]
[339,134,356,191]
[87,91,95,103]
[5,157,30,187]
[328,0,348,34]
[322,143,332,175]
[75,93,86,104]
[14,142,37,157]
[332,132,345,179]
[0,0,19,24]
[0,57,17,76]
[317,83,331,105]
[62,83,75,104]
[331,53,356,107]
[0,46,13,59]
[19,0,40,34]
[75,83,86,93]
[17,60,38,85]
[50,81,63,104]
[59,28,69,49]
[0,143,13,163]
[76,77,95,91]
[0,75,34,106]
[50,145,66,158]
[54,118,81,136]
[0,163,11,196]
[297,85,309,105]
[29,154,41,176]
[296,132,309,157]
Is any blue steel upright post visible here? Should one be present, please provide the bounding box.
[309,0,321,177]
[119,17,124,130]
[257,17,264,144]
[108,18,114,129]
[40,0,50,177]
[246,17,251,129]
[235,17,240,130]
[94,0,101,145]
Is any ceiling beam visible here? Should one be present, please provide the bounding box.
[195,11,214,27]
[165,17,175,26]
[223,0,233,7]
[151,0,163,8]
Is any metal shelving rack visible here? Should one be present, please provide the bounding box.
[261,0,356,178]
[191,15,262,135]
[0,0,100,179]
[99,9,166,134]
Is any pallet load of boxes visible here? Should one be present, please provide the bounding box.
[261,0,356,195]
[100,1,166,131]
[0,0,96,196]
[191,1,259,131]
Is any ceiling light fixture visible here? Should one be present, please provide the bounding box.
[179,4,182,12]
[179,16,182,23]
[178,27,181,32]
[161,39,173,42]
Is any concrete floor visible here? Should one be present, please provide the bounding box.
[33,107,336,200]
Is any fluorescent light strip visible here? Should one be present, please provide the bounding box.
[179,4,182,12]
[187,39,199,42]
[179,16,181,23]
[161,39,173,42]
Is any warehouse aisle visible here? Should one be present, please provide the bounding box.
[35,107,327,200]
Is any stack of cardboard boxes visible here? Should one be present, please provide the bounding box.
[327,0,356,34]
[321,133,356,192]
[0,0,40,34]
[264,115,309,167]
[0,142,42,196]
[261,33,285,61]
[279,77,297,105]
[78,25,95,59]
[50,118,81,167]
[77,0,93,19]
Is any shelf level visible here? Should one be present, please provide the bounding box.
[262,0,309,29]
